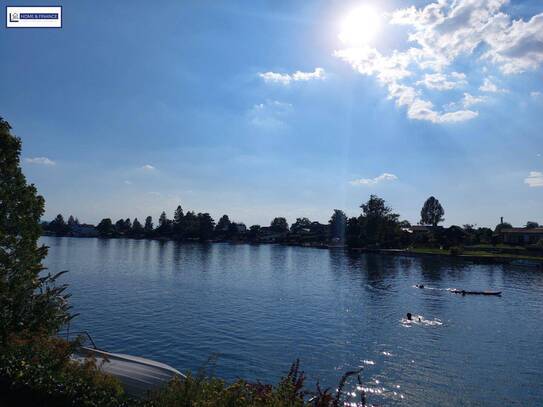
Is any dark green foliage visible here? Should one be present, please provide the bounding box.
[144,216,154,235]
[131,218,144,236]
[0,118,71,343]
[290,217,312,233]
[271,217,289,233]
[526,221,539,229]
[157,211,172,237]
[182,211,199,239]
[197,213,215,241]
[329,210,347,241]
[97,218,115,237]
[348,195,403,248]
[420,196,445,226]
[0,335,128,407]
[215,214,231,232]
[248,225,261,241]
[67,215,79,228]
[1,335,366,407]
[173,205,184,238]
[145,359,358,407]
[49,214,70,235]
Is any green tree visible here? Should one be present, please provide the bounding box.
[67,215,78,228]
[420,196,445,226]
[346,217,361,247]
[49,214,70,235]
[0,117,70,342]
[173,205,184,238]
[329,210,347,241]
[198,213,215,241]
[356,195,401,248]
[131,218,144,235]
[156,211,172,236]
[183,211,199,238]
[290,217,311,233]
[144,216,154,235]
[115,218,127,235]
[248,225,261,241]
[526,221,539,229]
[96,218,114,236]
[271,217,289,233]
[215,214,231,232]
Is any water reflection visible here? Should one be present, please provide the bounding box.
[41,237,543,406]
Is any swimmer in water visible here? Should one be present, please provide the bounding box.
[416,284,424,289]
[406,313,422,322]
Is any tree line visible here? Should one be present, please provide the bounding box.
[42,194,537,249]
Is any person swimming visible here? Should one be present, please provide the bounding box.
[416,284,424,289]
[406,312,422,322]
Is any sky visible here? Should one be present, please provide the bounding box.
[1,0,542,228]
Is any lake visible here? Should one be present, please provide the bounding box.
[42,236,543,406]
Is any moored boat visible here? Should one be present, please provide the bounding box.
[67,332,184,397]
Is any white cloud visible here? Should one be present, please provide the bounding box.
[335,1,543,123]
[462,92,487,107]
[248,100,292,129]
[25,157,55,166]
[479,78,505,93]
[350,173,398,186]
[141,164,156,171]
[483,13,543,74]
[334,47,478,124]
[259,68,325,85]
[525,171,543,188]
[416,72,467,90]
[124,180,132,185]
[531,91,542,98]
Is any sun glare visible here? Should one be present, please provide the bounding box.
[339,5,381,46]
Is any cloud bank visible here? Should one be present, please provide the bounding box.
[25,157,56,166]
[334,0,543,124]
[259,68,325,85]
[525,171,543,187]
[350,173,398,186]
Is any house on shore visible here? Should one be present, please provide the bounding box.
[70,224,99,237]
[501,228,543,245]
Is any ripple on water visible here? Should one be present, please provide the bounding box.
[42,237,543,406]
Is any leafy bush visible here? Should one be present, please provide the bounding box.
[0,334,129,407]
[0,337,365,407]
[449,246,464,256]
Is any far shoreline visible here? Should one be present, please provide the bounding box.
[41,234,543,268]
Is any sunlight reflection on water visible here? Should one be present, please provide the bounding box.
[42,237,543,406]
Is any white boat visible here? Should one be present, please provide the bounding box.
[69,333,185,398]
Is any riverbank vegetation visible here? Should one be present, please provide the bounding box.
[43,195,543,261]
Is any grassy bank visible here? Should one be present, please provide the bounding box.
[406,247,543,263]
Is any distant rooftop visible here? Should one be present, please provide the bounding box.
[501,228,543,234]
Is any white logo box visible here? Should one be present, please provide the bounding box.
[6,6,62,28]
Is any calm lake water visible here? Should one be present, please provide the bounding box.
[42,236,543,406]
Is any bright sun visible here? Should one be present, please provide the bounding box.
[339,5,381,46]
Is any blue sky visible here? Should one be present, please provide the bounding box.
[1,0,542,228]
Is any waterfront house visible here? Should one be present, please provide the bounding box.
[501,227,543,245]
[70,223,99,237]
